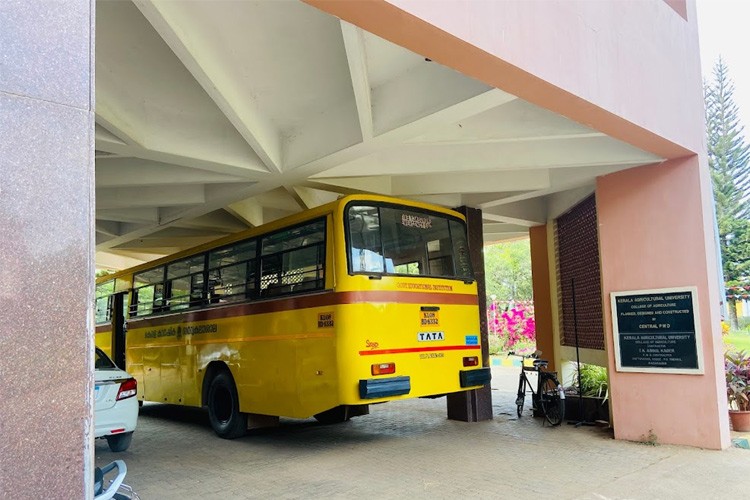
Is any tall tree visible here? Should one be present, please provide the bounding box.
[705,58,750,330]
[484,239,532,302]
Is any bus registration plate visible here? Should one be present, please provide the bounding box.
[420,311,439,327]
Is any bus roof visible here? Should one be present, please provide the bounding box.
[96,194,466,284]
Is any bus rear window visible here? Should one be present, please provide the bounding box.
[346,204,473,281]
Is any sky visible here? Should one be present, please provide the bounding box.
[697,0,750,132]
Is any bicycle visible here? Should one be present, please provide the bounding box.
[509,350,565,426]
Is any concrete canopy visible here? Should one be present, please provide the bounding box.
[94,0,662,269]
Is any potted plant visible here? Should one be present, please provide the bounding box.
[564,363,610,423]
[725,350,750,431]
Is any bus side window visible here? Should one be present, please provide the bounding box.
[129,290,137,317]
[260,253,282,295]
[153,283,165,312]
[132,266,166,316]
[95,295,112,324]
[165,277,190,311]
[208,240,256,304]
[95,279,116,324]
[190,273,205,307]
[260,219,325,297]
[131,286,151,316]
[283,243,323,291]
[207,272,222,304]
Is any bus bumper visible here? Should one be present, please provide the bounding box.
[359,376,411,399]
[459,367,492,388]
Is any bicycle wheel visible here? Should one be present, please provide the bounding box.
[539,377,565,426]
[516,392,525,418]
[515,375,526,417]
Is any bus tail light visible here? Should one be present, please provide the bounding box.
[371,363,395,376]
[116,378,137,400]
[463,356,479,367]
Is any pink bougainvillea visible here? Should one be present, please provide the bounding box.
[488,300,536,350]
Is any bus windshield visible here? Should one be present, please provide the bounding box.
[346,203,474,281]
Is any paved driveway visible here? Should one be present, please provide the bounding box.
[95,366,749,499]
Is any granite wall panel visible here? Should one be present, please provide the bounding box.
[0,0,94,496]
[0,0,92,108]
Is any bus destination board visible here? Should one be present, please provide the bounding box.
[610,287,703,374]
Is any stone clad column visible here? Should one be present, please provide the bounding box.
[0,0,95,496]
[446,206,493,422]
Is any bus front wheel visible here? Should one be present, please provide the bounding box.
[208,370,247,439]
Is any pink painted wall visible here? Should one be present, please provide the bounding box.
[597,157,729,449]
[307,0,703,158]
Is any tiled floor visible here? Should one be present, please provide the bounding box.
[95,366,750,499]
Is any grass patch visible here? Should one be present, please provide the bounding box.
[725,332,750,353]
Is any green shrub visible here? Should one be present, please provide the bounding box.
[572,363,608,399]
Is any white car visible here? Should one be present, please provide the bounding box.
[94,348,138,452]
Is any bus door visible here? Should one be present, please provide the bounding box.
[110,291,127,369]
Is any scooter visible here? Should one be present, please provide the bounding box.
[94,460,140,500]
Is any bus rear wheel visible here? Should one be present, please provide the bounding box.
[208,370,247,439]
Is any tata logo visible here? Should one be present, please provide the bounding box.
[366,339,379,350]
[417,331,444,342]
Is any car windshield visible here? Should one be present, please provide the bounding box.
[346,203,474,281]
[95,348,117,370]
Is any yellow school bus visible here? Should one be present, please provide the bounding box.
[95,194,490,438]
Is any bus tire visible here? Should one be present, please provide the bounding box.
[208,370,247,439]
[314,406,350,425]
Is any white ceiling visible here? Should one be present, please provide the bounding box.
[94,0,662,269]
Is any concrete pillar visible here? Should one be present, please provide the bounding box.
[529,225,556,371]
[0,0,95,496]
[446,206,493,422]
[597,157,730,449]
